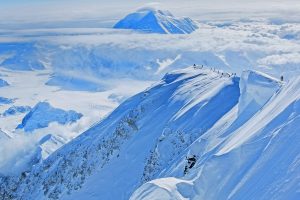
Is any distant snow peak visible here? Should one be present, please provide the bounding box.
[16,102,83,132]
[2,105,31,117]
[114,7,198,34]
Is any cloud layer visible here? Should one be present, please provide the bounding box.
[1,0,300,26]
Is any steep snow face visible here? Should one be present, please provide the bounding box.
[131,75,300,200]
[0,67,240,200]
[114,8,198,34]
[39,134,68,159]
[16,102,82,132]
[238,70,281,115]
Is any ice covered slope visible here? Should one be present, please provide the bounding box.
[114,8,198,34]
[16,102,82,132]
[131,73,300,200]
[0,67,240,199]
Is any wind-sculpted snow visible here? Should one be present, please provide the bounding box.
[114,8,198,34]
[238,70,281,115]
[131,72,300,200]
[16,102,83,132]
[0,67,240,199]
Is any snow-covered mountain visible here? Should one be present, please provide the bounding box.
[114,8,198,34]
[1,66,298,200]
[16,102,82,132]
[131,70,300,200]
[1,105,31,117]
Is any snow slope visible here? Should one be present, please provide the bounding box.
[0,67,240,199]
[131,71,300,200]
[114,8,198,34]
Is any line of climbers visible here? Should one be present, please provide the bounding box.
[193,64,236,77]
[193,64,284,81]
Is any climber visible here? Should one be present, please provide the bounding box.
[281,75,284,81]
[184,155,197,174]
[188,155,196,167]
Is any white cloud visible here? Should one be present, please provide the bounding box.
[258,53,300,65]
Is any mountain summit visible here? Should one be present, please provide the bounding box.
[113,8,198,34]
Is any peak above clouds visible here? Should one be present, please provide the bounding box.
[1,0,300,27]
[114,7,198,34]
